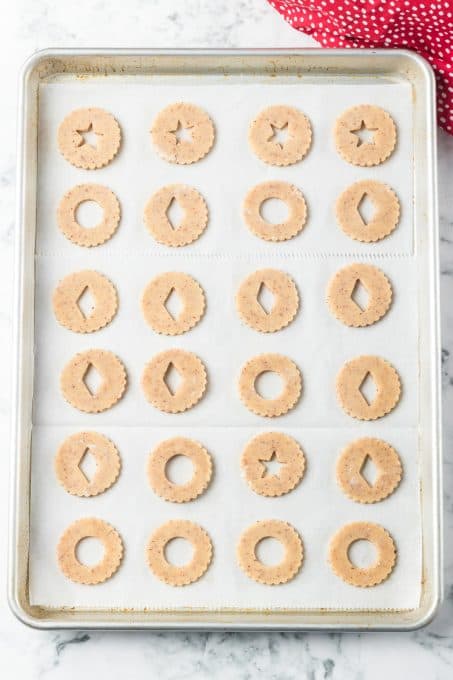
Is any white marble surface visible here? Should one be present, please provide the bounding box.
[1,1,452,678]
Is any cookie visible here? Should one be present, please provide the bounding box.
[52,270,118,333]
[144,184,208,247]
[57,518,123,585]
[334,105,397,166]
[238,353,302,417]
[141,349,207,413]
[336,180,400,243]
[151,103,214,164]
[336,355,401,421]
[147,437,212,503]
[142,272,205,335]
[336,437,402,504]
[327,263,392,327]
[60,349,127,413]
[243,181,307,242]
[55,431,121,497]
[236,268,299,333]
[248,105,312,166]
[57,108,121,169]
[146,520,213,586]
[329,521,397,587]
[237,520,303,585]
[57,184,121,247]
[241,432,305,497]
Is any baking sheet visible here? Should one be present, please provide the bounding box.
[29,76,421,610]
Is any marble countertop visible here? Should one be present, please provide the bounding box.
[1,1,452,678]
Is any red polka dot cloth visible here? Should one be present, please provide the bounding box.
[267,0,453,134]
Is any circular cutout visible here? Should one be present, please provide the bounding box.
[336,437,403,504]
[57,518,123,584]
[144,184,208,247]
[238,353,302,417]
[237,520,303,585]
[236,268,299,333]
[141,349,207,413]
[336,355,401,421]
[55,431,121,497]
[336,180,400,243]
[241,432,305,497]
[327,263,392,327]
[53,270,118,333]
[57,184,121,247]
[148,437,212,502]
[243,181,307,242]
[334,105,397,166]
[249,105,312,166]
[57,108,121,169]
[60,349,127,413]
[147,520,213,585]
[142,272,205,335]
[151,103,215,164]
[329,521,396,587]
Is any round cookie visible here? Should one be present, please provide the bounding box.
[142,272,205,335]
[334,105,397,166]
[141,349,207,413]
[327,263,392,327]
[151,103,214,164]
[144,184,208,247]
[57,184,121,247]
[57,107,121,169]
[241,432,305,497]
[236,268,299,333]
[243,181,307,242]
[53,270,118,333]
[238,353,302,418]
[336,180,400,243]
[248,105,312,166]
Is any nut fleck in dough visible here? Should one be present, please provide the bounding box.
[237,520,303,585]
[53,270,118,333]
[57,517,123,585]
[336,355,401,421]
[55,431,121,497]
[57,184,121,247]
[144,184,208,247]
[243,181,307,242]
[236,268,299,333]
[249,105,312,166]
[151,103,215,164]
[327,263,392,327]
[336,180,400,243]
[241,432,305,497]
[148,437,213,503]
[334,105,397,166]
[147,519,213,586]
[238,353,302,417]
[58,108,121,170]
[336,437,402,504]
[60,349,127,413]
[142,272,205,335]
[141,349,207,413]
[329,521,397,587]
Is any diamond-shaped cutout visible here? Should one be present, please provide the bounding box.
[351,279,369,312]
[269,122,289,149]
[164,287,182,320]
[357,192,376,225]
[77,124,100,149]
[359,454,378,487]
[174,120,193,143]
[163,362,181,396]
[262,451,282,478]
[82,363,103,396]
[76,286,95,319]
[352,120,377,147]
[358,371,377,406]
[257,282,275,315]
[166,197,184,230]
[78,448,97,482]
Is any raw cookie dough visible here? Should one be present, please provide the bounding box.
[249,105,312,166]
[241,431,305,497]
[57,184,121,247]
[144,184,208,247]
[243,181,307,242]
[151,103,215,164]
[236,268,299,333]
[57,517,123,585]
[57,107,121,169]
[141,349,207,413]
[53,270,118,333]
[142,272,205,335]
[60,349,127,413]
[237,519,303,585]
[336,180,400,243]
[55,431,121,497]
[147,519,213,585]
[329,521,397,587]
[336,355,401,421]
[327,263,392,327]
[238,353,302,417]
[334,105,397,166]
[336,437,402,504]
[148,437,212,503]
